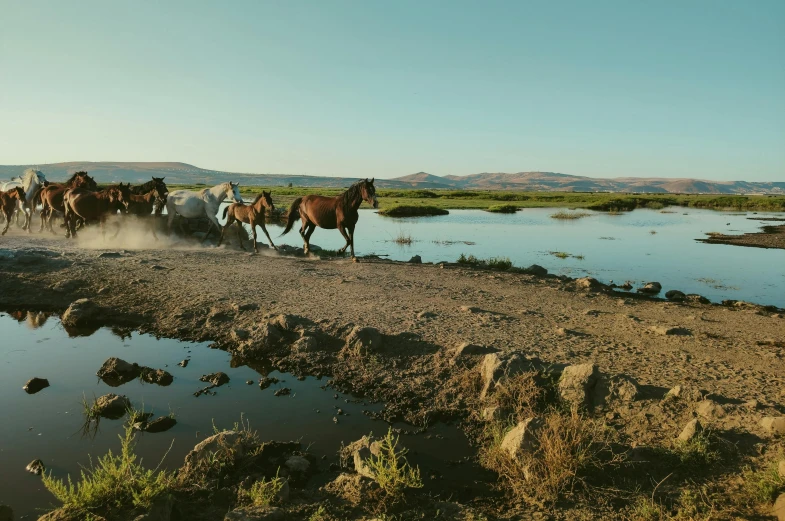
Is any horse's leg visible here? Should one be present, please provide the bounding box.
[150,217,159,241]
[202,214,220,244]
[249,220,258,253]
[347,223,356,258]
[111,215,121,239]
[303,223,316,254]
[1,211,11,235]
[236,220,248,251]
[217,213,234,248]
[337,224,351,255]
[258,220,275,250]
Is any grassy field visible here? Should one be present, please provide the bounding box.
[159,184,785,212]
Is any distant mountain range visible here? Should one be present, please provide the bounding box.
[1,161,782,194]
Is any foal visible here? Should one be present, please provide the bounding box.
[0,187,26,235]
[217,190,277,253]
[127,186,167,240]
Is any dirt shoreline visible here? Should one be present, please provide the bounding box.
[1,231,784,519]
[698,223,785,250]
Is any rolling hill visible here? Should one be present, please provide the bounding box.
[0,162,782,194]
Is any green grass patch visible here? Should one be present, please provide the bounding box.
[551,211,592,220]
[237,469,285,506]
[367,428,423,501]
[378,205,449,217]
[486,204,519,213]
[457,253,513,270]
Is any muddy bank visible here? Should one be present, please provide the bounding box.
[698,223,785,250]
[1,233,785,519]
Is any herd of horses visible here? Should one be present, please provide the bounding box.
[0,169,379,257]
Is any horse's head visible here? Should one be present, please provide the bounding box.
[228,182,243,203]
[12,186,26,200]
[361,178,378,209]
[255,190,275,212]
[110,183,132,211]
[73,171,98,190]
[152,177,169,197]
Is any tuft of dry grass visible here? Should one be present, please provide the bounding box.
[551,211,592,220]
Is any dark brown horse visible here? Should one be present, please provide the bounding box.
[1,186,26,235]
[126,184,168,240]
[217,190,276,253]
[130,177,168,196]
[39,172,99,233]
[63,183,131,239]
[281,179,378,258]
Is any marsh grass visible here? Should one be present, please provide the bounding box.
[42,421,174,516]
[378,205,449,217]
[367,428,423,501]
[486,204,519,213]
[392,230,414,245]
[457,253,513,270]
[549,251,584,260]
[551,211,592,220]
[237,469,285,506]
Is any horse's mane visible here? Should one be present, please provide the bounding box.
[131,179,158,194]
[340,180,365,205]
[64,172,85,186]
[252,192,267,205]
[22,169,45,187]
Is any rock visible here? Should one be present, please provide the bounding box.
[556,327,581,337]
[774,494,785,521]
[177,359,189,368]
[285,455,310,474]
[478,352,531,400]
[760,417,785,436]
[345,326,383,354]
[481,406,504,422]
[342,436,383,479]
[777,459,785,479]
[650,326,692,336]
[559,363,599,409]
[144,416,177,433]
[696,400,726,419]
[97,251,122,258]
[637,282,662,294]
[97,357,140,384]
[292,335,319,353]
[23,377,49,394]
[95,393,131,419]
[274,387,291,397]
[200,372,230,387]
[259,376,280,390]
[620,281,633,291]
[575,277,603,291]
[524,264,548,276]
[140,367,173,386]
[0,505,12,521]
[61,298,100,328]
[232,302,260,312]
[460,305,482,313]
[231,328,250,341]
[417,311,436,319]
[500,418,543,461]
[685,294,711,304]
[665,290,686,301]
[678,419,703,442]
[664,385,705,402]
[224,506,284,521]
[185,431,245,469]
[453,342,496,359]
[26,459,45,475]
[408,255,422,264]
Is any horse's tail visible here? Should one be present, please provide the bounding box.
[222,205,229,220]
[280,197,302,236]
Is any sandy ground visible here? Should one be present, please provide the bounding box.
[1,223,784,519]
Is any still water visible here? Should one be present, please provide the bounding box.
[0,313,479,517]
[253,207,785,307]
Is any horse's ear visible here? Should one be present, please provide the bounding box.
[370,177,374,184]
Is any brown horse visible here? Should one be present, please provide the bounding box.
[217,190,276,253]
[39,172,99,233]
[63,183,131,239]
[281,179,378,258]
[1,186,26,235]
[127,185,168,240]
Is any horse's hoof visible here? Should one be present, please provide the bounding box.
[352,257,359,263]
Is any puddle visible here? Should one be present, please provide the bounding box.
[0,311,486,516]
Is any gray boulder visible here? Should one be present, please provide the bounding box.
[559,363,600,409]
[500,418,543,461]
[677,419,703,442]
[637,282,662,294]
[61,298,100,328]
[665,290,686,301]
[95,393,131,419]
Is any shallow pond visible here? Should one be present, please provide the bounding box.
[0,312,481,517]
[246,207,785,307]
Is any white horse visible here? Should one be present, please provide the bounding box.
[0,169,46,231]
[166,182,243,242]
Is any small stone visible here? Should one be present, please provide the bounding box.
[274,387,291,397]
[26,459,45,475]
[95,393,131,419]
[144,416,177,433]
[408,255,422,264]
[524,264,547,276]
[774,493,785,521]
[559,363,599,408]
[417,311,437,319]
[177,359,189,368]
[678,419,703,442]
[453,342,495,358]
[23,377,50,394]
[199,372,229,387]
[575,277,603,291]
[637,282,662,294]
[285,455,310,474]
[650,326,692,336]
[460,305,481,313]
[665,290,686,301]
[778,459,785,479]
[500,418,543,461]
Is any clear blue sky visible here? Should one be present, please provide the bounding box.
[1,1,783,181]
